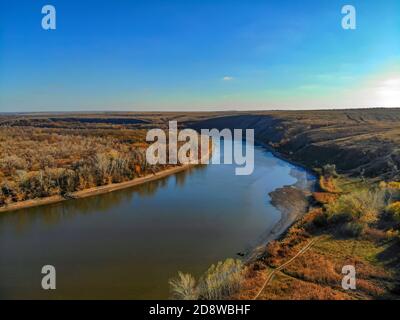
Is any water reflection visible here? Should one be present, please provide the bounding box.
[0,169,197,233]
[0,142,314,299]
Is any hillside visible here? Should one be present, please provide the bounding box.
[186,108,400,180]
[3,108,400,181]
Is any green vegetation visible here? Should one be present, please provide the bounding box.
[234,169,400,300]
[326,189,386,225]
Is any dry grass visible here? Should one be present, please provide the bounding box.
[313,192,338,205]
[237,174,399,301]
[252,271,352,300]
[240,234,392,300]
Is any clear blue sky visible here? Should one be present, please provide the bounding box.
[0,0,399,112]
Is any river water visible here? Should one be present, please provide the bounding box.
[0,140,314,299]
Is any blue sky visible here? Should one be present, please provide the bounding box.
[0,0,399,112]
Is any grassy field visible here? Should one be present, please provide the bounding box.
[234,175,400,300]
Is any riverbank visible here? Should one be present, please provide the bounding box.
[235,175,400,300]
[246,185,312,261]
[0,163,197,213]
[240,141,316,261]
[255,139,319,177]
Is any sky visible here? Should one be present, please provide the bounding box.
[0,0,399,112]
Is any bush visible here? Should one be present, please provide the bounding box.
[386,229,400,240]
[364,227,387,242]
[319,176,340,193]
[169,272,198,300]
[322,164,338,177]
[341,222,365,237]
[387,182,400,189]
[329,212,354,224]
[326,189,386,224]
[313,192,338,205]
[312,212,330,228]
[385,202,400,221]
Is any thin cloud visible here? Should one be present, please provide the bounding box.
[222,76,234,81]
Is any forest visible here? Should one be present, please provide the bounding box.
[0,123,171,206]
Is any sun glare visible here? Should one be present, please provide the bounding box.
[376,77,400,107]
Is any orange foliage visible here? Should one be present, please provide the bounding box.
[313,192,338,204]
[319,176,341,193]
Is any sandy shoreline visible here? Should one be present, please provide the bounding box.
[0,163,196,213]
[245,185,312,261]
[244,142,316,261]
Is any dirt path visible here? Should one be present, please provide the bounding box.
[253,237,321,300]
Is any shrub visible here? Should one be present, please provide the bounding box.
[380,182,400,203]
[341,222,365,237]
[385,202,400,221]
[329,211,354,224]
[265,241,281,257]
[312,212,330,228]
[363,227,387,242]
[387,182,400,189]
[313,192,338,205]
[319,176,340,193]
[169,272,198,300]
[386,229,400,240]
[322,164,338,178]
[326,189,386,224]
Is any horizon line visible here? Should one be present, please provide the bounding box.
[1,106,400,115]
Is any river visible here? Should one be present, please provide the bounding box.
[0,140,314,299]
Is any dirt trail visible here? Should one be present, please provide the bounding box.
[253,237,321,300]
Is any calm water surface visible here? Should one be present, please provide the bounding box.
[0,141,314,299]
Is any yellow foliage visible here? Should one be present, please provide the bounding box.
[386,202,400,221]
[388,182,400,189]
[326,189,385,224]
[313,192,338,204]
[386,229,400,239]
[319,176,341,193]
